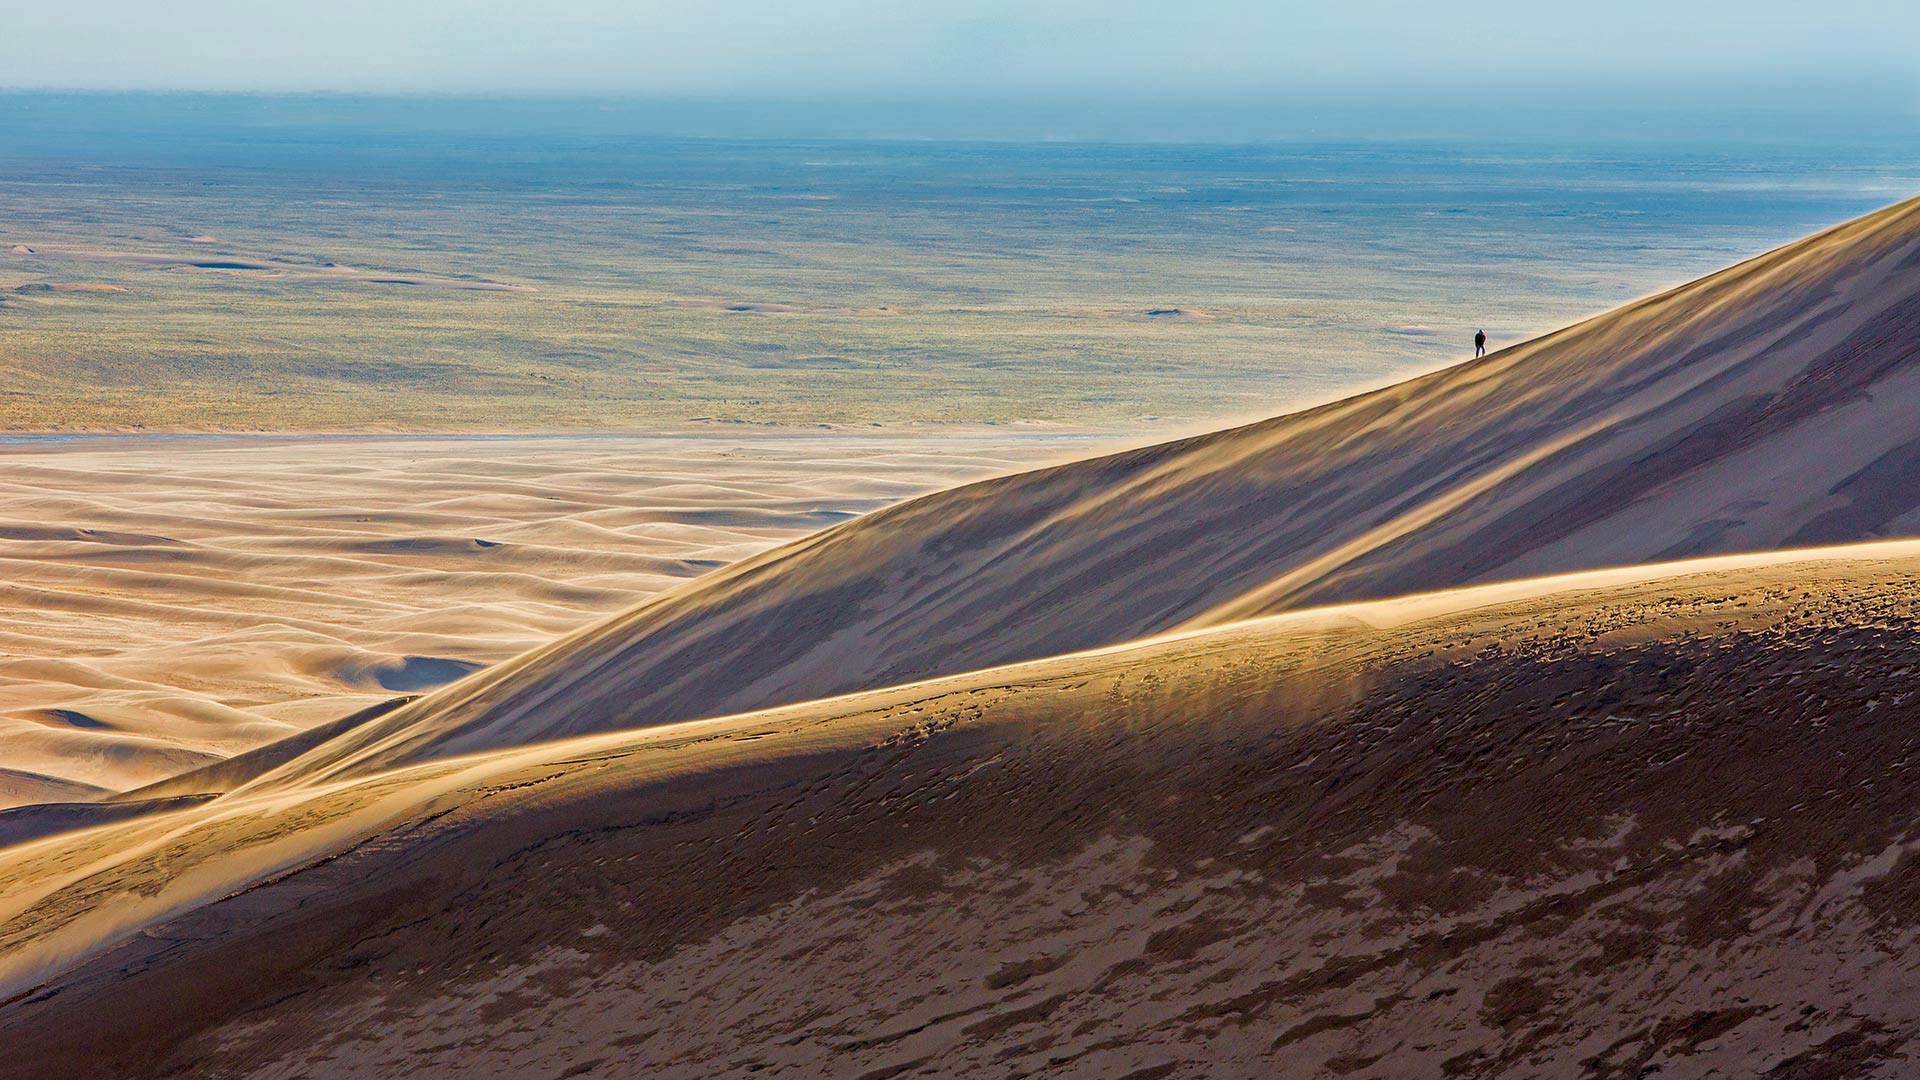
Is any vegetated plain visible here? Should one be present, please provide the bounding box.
[3,95,1915,431]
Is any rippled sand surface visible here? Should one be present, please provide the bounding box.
[0,433,1086,805]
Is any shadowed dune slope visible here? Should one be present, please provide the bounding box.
[8,544,1920,1076]
[268,195,1920,785]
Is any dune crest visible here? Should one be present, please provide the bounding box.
[11,200,1920,1076]
[261,195,1920,786]
[6,543,1920,1075]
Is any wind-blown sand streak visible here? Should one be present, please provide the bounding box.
[268,195,1920,786]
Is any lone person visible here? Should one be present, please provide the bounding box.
[1474,329,1487,357]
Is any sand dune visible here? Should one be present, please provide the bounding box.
[262,195,1920,785]
[6,544,1920,1075]
[0,435,1078,806]
[9,199,1920,1076]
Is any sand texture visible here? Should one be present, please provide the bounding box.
[266,195,1920,785]
[0,435,1077,806]
[13,129,1891,432]
[5,546,1920,1076]
[6,199,1920,1077]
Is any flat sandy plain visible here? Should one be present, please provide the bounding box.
[6,97,1915,431]
[0,433,1089,807]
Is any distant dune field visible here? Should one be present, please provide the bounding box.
[0,434,1083,807]
[7,191,1920,1076]
[5,131,1907,432]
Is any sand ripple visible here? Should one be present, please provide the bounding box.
[0,434,1081,805]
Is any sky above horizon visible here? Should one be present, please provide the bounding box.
[4,1,1917,113]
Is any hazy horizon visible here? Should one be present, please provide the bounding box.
[4,89,1918,147]
[3,1,1916,143]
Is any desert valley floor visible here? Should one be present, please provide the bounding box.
[0,433,1087,807]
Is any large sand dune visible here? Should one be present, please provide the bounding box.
[6,544,1920,1076]
[0,435,1075,806]
[8,199,1920,1077]
[265,195,1920,786]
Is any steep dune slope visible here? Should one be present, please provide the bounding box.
[269,196,1920,784]
[7,544,1920,1077]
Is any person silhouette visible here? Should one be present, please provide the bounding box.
[1474,329,1487,357]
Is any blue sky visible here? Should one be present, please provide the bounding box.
[4,0,1916,110]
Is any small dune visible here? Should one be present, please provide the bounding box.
[23,708,113,730]
[664,298,898,315]
[5,245,532,292]
[10,283,125,294]
[0,794,214,850]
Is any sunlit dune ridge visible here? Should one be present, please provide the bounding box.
[7,196,1920,1077]
[7,544,1920,1075]
[264,194,1920,787]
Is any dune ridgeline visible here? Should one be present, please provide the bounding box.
[5,196,1920,1077]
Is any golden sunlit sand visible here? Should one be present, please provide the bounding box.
[6,197,1920,1076]
[6,545,1920,1076]
[264,195,1920,786]
[0,434,1081,806]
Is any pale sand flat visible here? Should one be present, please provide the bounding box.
[0,434,1088,806]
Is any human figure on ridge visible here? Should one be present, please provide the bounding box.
[1474,329,1487,357]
